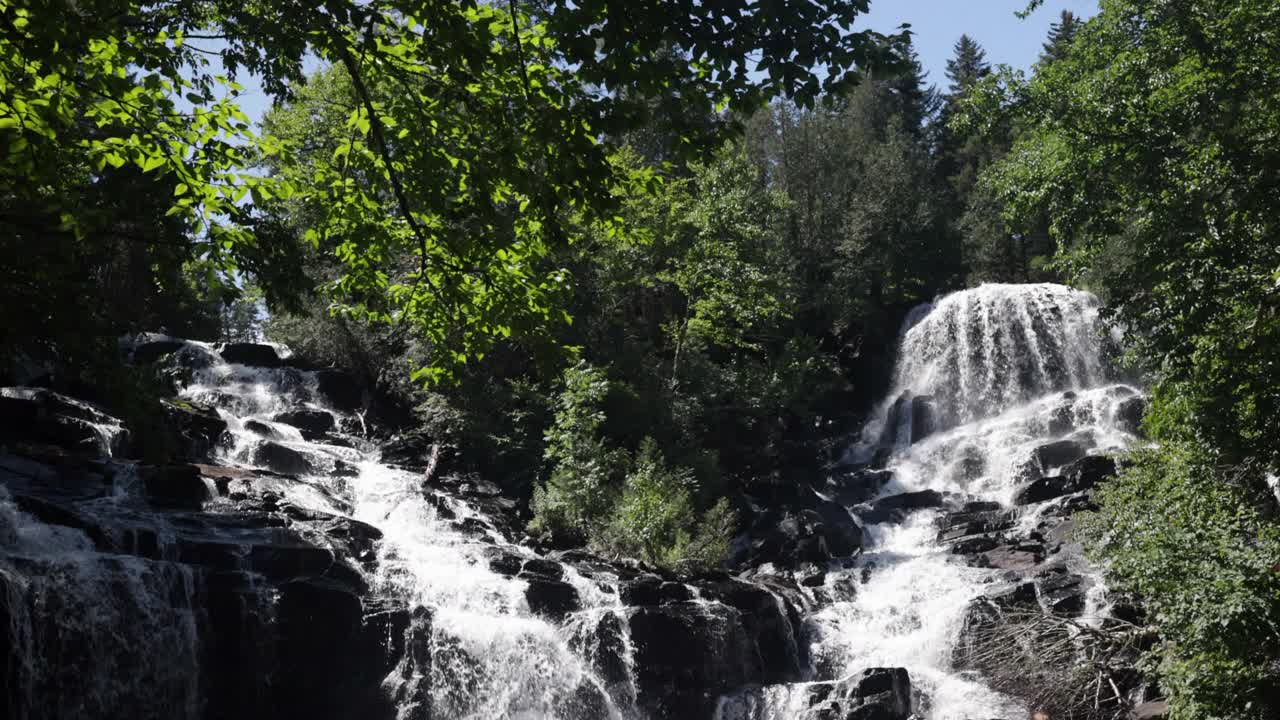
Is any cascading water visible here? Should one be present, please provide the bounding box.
[174,342,637,720]
[721,284,1144,719]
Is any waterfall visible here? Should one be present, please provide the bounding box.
[739,284,1142,720]
[174,346,637,720]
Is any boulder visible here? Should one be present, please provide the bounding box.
[140,464,209,510]
[128,337,186,365]
[483,547,524,577]
[796,667,914,720]
[160,399,227,461]
[879,393,910,447]
[244,420,282,439]
[315,369,364,412]
[824,468,893,506]
[628,602,760,719]
[251,441,314,476]
[974,544,1043,572]
[1014,455,1116,504]
[909,396,935,444]
[519,557,565,580]
[218,342,282,368]
[1115,395,1147,436]
[1032,439,1087,472]
[1036,569,1087,617]
[524,577,580,620]
[273,409,336,439]
[621,575,694,606]
[744,509,831,568]
[697,577,808,685]
[0,387,124,455]
[857,490,945,525]
[812,497,865,557]
[380,431,436,469]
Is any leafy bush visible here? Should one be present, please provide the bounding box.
[530,365,735,570]
[1080,442,1280,720]
[597,438,736,572]
[529,362,629,543]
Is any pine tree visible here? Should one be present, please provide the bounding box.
[1039,11,1081,65]
[879,43,941,135]
[944,35,990,97]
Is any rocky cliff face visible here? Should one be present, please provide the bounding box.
[2,285,1156,720]
[0,336,818,720]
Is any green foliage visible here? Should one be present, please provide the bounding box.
[599,438,734,572]
[529,362,629,541]
[2,0,904,383]
[944,35,990,96]
[530,366,733,571]
[1080,443,1280,720]
[1038,10,1081,66]
[969,1,1280,715]
[974,0,1280,468]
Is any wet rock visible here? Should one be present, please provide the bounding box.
[910,395,935,444]
[160,399,227,461]
[1014,454,1116,504]
[273,575,398,718]
[743,508,828,568]
[519,556,565,580]
[1116,395,1147,436]
[622,575,694,605]
[380,431,436,469]
[251,441,314,476]
[812,497,865,557]
[628,602,759,719]
[0,387,125,455]
[975,545,1042,572]
[824,468,893,506]
[799,667,914,720]
[1062,454,1117,489]
[332,460,360,478]
[879,393,910,447]
[244,420,282,439]
[218,342,282,368]
[1036,568,1087,616]
[698,577,807,684]
[857,490,945,525]
[316,369,364,412]
[1032,439,1087,472]
[572,610,632,689]
[1047,401,1076,436]
[936,507,1013,543]
[950,535,1000,555]
[950,445,986,484]
[524,577,580,620]
[140,463,209,510]
[273,409,336,439]
[483,547,524,576]
[128,337,186,365]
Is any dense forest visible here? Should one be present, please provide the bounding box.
[2,1,1279,719]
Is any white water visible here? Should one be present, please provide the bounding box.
[176,342,637,720]
[778,284,1139,719]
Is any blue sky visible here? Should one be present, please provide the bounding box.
[228,1,1099,126]
[859,0,1099,88]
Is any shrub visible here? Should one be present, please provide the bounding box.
[529,362,628,542]
[597,438,735,572]
[1079,443,1280,719]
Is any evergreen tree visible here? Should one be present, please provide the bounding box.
[1039,10,1081,65]
[944,35,990,97]
[877,43,941,135]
